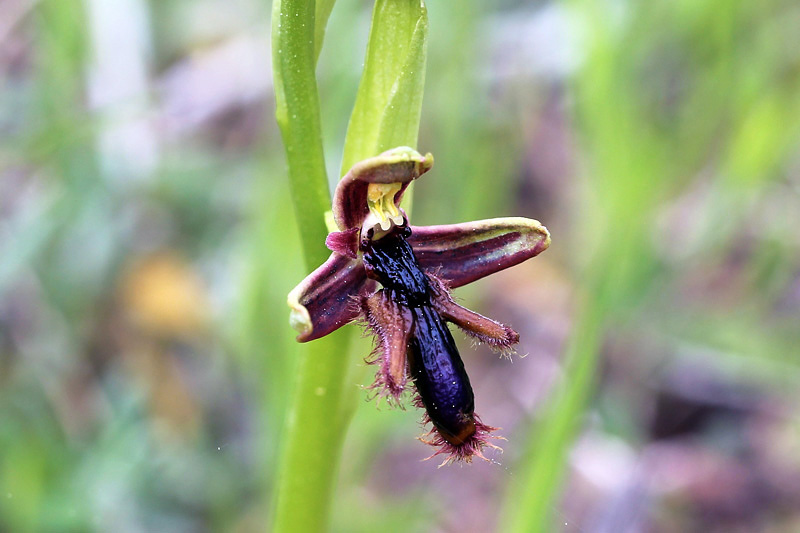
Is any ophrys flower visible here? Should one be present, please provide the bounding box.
[288,147,550,464]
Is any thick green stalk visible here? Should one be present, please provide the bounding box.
[272,0,331,268]
[271,0,354,531]
[271,329,353,533]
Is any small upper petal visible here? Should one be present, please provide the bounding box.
[325,227,360,259]
[407,217,550,288]
[287,252,375,342]
[332,147,433,231]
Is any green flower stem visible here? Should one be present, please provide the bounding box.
[271,0,353,531]
[271,329,353,532]
[272,0,331,269]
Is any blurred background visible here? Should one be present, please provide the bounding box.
[2,0,800,531]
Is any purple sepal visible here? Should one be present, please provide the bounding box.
[407,217,550,288]
[288,252,375,342]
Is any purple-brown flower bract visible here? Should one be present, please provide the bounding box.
[288,147,550,465]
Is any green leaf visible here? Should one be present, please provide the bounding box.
[340,0,429,175]
[315,0,337,63]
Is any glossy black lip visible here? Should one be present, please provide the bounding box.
[363,226,477,445]
[407,305,475,444]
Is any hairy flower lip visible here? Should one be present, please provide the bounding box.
[286,146,551,465]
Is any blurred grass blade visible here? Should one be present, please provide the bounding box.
[502,305,603,533]
[340,0,428,175]
[501,4,669,530]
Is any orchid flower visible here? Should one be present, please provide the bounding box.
[288,147,550,465]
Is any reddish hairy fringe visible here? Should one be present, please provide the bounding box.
[356,297,409,408]
[363,352,409,409]
[417,406,504,467]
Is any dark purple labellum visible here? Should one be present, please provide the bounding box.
[407,305,476,445]
[362,226,478,446]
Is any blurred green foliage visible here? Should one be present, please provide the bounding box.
[1,0,799,532]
